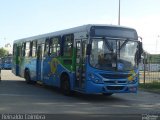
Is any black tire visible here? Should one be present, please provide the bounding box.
[61,75,72,96]
[103,93,113,96]
[25,70,32,84]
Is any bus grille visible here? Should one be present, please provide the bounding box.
[104,81,127,84]
[107,86,124,91]
[100,73,131,79]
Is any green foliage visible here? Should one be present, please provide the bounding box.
[0,48,9,57]
[146,54,160,64]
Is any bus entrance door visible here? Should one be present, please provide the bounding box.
[37,44,45,82]
[75,39,86,89]
[16,46,21,75]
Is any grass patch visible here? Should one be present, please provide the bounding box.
[139,82,160,89]
[139,82,160,94]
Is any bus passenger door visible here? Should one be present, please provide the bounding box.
[75,39,86,89]
[16,46,21,75]
[37,44,44,82]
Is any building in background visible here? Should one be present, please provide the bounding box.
[3,43,12,54]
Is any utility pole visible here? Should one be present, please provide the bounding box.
[156,35,159,54]
[118,0,121,25]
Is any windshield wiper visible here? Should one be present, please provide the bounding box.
[104,38,113,52]
[119,39,129,50]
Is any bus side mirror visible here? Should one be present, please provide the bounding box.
[139,42,143,60]
[86,44,91,55]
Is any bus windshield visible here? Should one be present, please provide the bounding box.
[90,38,138,71]
[4,57,12,63]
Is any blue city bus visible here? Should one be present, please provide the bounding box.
[0,58,4,69]
[12,24,143,95]
[3,55,12,70]
[0,56,12,70]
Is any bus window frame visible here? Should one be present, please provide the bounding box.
[49,36,61,57]
[22,42,26,57]
[25,42,31,57]
[13,43,17,56]
[44,38,50,57]
[31,40,37,57]
[62,34,74,57]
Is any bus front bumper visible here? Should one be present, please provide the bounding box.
[86,81,138,94]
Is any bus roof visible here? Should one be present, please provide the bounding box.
[14,24,137,43]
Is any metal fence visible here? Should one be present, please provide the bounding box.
[139,53,160,83]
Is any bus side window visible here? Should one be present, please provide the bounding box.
[22,43,26,57]
[50,37,61,56]
[44,39,50,56]
[13,44,16,56]
[37,46,42,59]
[25,42,31,57]
[62,34,74,57]
[31,41,37,57]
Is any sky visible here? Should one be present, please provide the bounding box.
[0,0,160,54]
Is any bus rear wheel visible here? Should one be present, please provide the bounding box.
[61,75,71,96]
[25,70,32,84]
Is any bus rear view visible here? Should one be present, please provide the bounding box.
[85,25,143,95]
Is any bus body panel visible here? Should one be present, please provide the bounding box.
[25,57,37,81]
[42,57,76,90]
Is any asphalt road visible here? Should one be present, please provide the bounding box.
[0,70,160,120]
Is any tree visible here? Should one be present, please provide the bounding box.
[0,48,9,57]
